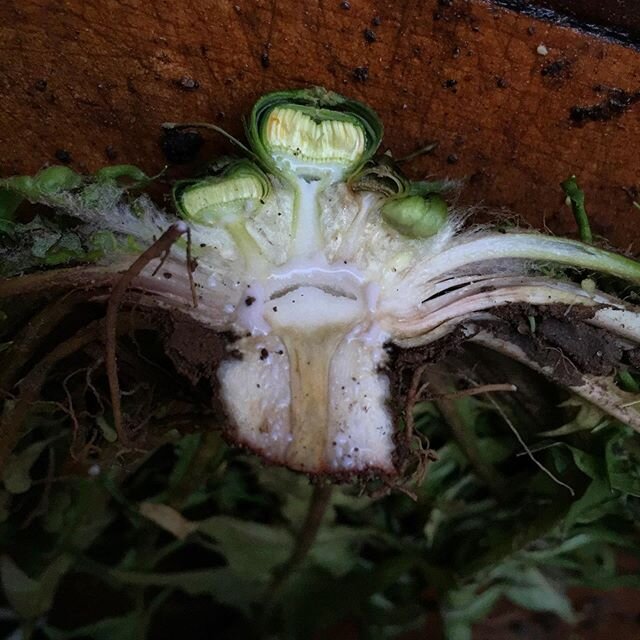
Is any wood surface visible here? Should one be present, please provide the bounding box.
[1,0,639,247]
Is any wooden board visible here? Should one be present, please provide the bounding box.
[1,0,639,248]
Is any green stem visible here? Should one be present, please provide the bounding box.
[423,233,640,284]
[562,175,592,244]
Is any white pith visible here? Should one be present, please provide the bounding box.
[214,173,398,474]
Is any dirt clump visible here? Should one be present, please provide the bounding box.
[161,312,226,386]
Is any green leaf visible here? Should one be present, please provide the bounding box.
[44,612,141,640]
[521,530,631,561]
[563,476,617,532]
[0,188,23,221]
[167,433,202,492]
[443,583,504,640]
[0,554,72,619]
[605,431,640,496]
[564,445,602,480]
[89,230,119,254]
[57,480,114,550]
[0,166,82,207]
[43,233,84,265]
[310,525,376,576]
[541,399,608,437]
[2,437,55,494]
[34,166,82,194]
[43,489,73,533]
[502,566,574,622]
[108,566,262,615]
[197,515,293,580]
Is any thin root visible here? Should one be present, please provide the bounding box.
[105,223,191,445]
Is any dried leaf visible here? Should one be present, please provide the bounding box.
[139,502,198,540]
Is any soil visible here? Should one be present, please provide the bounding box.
[486,303,623,385]
[536,316,622,374]
[390,302,626,395]
[160,312,226,387]
[3,1,640,249]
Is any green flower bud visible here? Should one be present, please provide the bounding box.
[174,159,269,224]
[247,87,382,178]
[381,194,448,238]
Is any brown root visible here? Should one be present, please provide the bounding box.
[105,223,193,445]
[0,321,102,469]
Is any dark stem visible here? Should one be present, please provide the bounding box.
[260,484,333,626]
[0,312,152,469]
[0,290,102,392]
[162,121,256,158]
[0,322,101,468]
[425,372,507,500]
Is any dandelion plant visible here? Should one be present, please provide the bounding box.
[2,86,640,639]
[3,88,640,479]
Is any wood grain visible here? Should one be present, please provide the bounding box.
[1,0,639,247]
